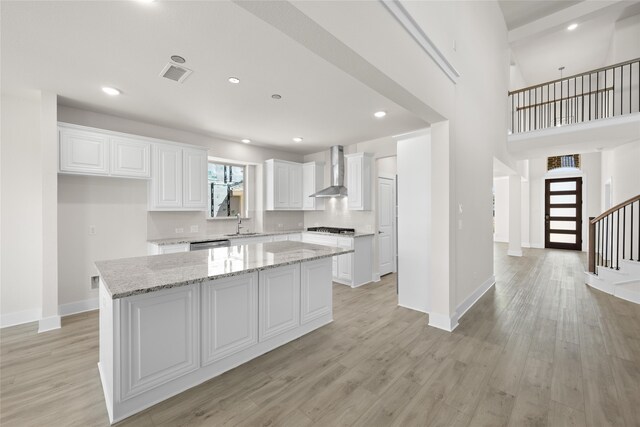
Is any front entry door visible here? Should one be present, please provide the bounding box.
[545,177,582,250]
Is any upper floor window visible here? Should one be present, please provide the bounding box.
[547,154,580,171]
[208,162,245,218]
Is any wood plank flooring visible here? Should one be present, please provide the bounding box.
[1,243,639,426]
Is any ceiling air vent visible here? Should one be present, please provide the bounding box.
[159,62,193,83]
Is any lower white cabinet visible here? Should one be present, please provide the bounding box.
[201,273,258,365]
[301,258,332,324]
[119,284,200,401]
[259,264,300,341]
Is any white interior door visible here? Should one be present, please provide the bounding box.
[378,177,395,276]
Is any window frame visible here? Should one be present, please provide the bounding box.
[206,161,248,220]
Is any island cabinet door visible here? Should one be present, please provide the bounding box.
[300,258,333,324]
[259,264,301,341]
[119,284,200,401]
[201,273,258,366]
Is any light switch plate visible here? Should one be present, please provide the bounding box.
[175,227,184,234]
[190,225,199,233]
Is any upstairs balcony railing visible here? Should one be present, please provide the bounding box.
[509,58,640,134]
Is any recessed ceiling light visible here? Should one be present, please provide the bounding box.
[171,55,186,64]
[102,86,121,96]
[374,111,387,118]
[567,23,578,31]
[293,137,303,143]
[241,139,251,144]
[228,77,240,84]
[271,94,282,100]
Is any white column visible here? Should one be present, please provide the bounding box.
[508,174,523,257]
[39,91,60,332]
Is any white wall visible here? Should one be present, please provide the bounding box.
[601,141,640,207]
[397,132,430,313]
[57,175,148,308]
[493,177,509,242]
[605,13,640,64]
[1,93,43,326]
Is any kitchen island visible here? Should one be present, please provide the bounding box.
[95,241,352,424]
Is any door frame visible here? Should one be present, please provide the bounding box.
[544,176,583,250]
[377,174,397,277]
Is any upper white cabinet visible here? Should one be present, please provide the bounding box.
[59,124,151,178]
[149,144,183,209]
[302,161,325,211]
[59,127,110,175]
[148,144,207,211]
[346,153,373,211]
[265,159,303,210]
[182,148,208,209]
[110,136,151,178]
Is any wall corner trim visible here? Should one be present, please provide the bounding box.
[38,315,61,333]
[428,312,459,332]
[380,0,460,83]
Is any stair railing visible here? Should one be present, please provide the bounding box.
[589,195,640,274]
[509,58,640,134]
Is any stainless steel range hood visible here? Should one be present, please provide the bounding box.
[310,145,348,198]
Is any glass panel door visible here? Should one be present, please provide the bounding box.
[545,177,582,250]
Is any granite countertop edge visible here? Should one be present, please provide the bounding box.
[149,231,374,245]
[99,248,355,299]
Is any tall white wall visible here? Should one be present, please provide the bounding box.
[601,141,640,207]
[397,132,431,313]
[1,93,44,327]
[493,177,510,242]
[605,13,640,64]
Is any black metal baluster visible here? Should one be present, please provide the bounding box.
[611,213,615,268]
[621,65,623,115]
[630,203,634,261]
[623,205,626,260]
[601,217,604,267]
[616,209,620,269]
[629,63,632,115]
[589,74,592,121]
[605,215,609,267]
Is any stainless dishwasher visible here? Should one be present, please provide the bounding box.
[189,239,231,251]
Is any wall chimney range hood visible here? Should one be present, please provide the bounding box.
[310,145,348,198]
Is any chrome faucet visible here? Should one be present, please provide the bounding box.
[236,213,243,235]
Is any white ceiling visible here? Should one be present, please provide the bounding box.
[498,0,583,30]
[1,1,427,154]
[505,1,640,88]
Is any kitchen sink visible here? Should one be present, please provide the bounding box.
[225,232,260,236]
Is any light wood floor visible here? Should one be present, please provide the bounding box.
[2,244,639,426]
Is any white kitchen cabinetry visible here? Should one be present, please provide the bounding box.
[182,148,208,209]
[59,124,151,178]
[345,153,373,211]
[265,159,303,210]
[302,161,325,211]
[110,136,151,178]
[59,127,110,175]
[301,233,373,287]
[119,284,200,400]
[301,258,332,324]
[148,144,207,211]
[259,264,300,341]
[201,273,258,365]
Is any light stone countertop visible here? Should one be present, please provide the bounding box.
[148,230,374,246]
[96,241,354,299]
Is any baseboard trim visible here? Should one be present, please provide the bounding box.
[522,242,531,248]
[507,249,523,257]
[0,308,41,328]
[397,303,428,314]
[38,315,61,333]
[455,275,496,323]
[59,298,99,316]
[530,243,545,249]
[428,311,458,332]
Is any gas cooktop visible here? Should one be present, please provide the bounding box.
[306,226,355,235]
